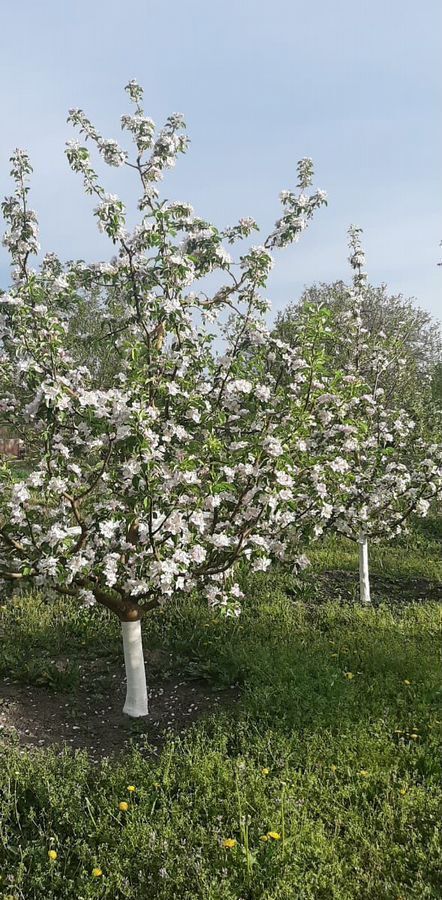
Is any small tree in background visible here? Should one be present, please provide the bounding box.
[58,282,127,389]
[329,227,442,603]
[275,279,441,422]
[1,81,367,715]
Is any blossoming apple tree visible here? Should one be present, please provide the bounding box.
[0,81,367,715]
[330,227,442,603]
[274,281,442,423]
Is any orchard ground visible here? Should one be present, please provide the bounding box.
[1,519,441,899]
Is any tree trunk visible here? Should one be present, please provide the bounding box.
[121,619,149,717]
[358,530,371,605]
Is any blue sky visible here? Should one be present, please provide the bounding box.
[0,0,441,322]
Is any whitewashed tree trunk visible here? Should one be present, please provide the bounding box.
[121,620,149,717]
[358,530,371,605]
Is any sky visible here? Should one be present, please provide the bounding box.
[0,0,441,322]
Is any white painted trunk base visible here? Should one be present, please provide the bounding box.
[121,620,149,717]
[358,531,371,605]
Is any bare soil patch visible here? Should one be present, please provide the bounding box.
[0,671,238,762]
[296,570,442,605]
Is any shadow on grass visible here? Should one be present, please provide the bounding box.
[0,592,121,690]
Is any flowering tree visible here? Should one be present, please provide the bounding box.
[328,227,442,603]
[0,81,366,716]
[274,280,442,421]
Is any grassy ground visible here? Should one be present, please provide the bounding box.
[0,522,441,899]
[307,517,442,584]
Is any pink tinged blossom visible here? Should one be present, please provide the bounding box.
[190,544,207,563]
[80,589,96,608]
[12,483,30,504]
[252,557,271,572]
[228,379,253,395]
[275,470,293,487]
[415,498,430,516]
[99,519,120,540]
[189,510,208,532]
[255,384,271,402]
[263,437,283,458]
[210,533,232,548]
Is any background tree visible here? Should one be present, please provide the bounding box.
[327,227,442,603]
[54,279,126,389]
[275,279,442,422]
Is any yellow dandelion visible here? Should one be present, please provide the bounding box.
[344,672,354,680]
[48,850,57,861]
[118,801,129,812]
[127,785,136,793]
[267,831,281,840]
[92,868,103,878]
[359,770,369,777]
[330,764,337,772]
[222,838,237,849]
[260,835,269,842]
[399,788,407,795]
[261,767,270,776]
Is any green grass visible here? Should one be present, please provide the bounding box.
[1,529,442,899]
[307,516,442,583]
[0,592,120,691]
[308,538,442,581]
